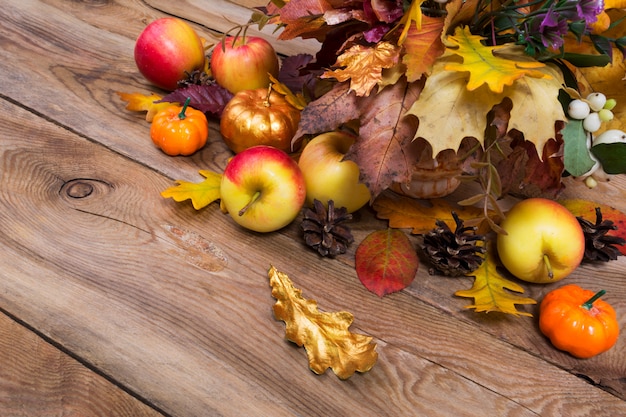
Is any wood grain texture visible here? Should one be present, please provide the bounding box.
[1,0,626,416]
[0,312,164,416]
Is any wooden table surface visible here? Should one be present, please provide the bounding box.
[1,1,626,416]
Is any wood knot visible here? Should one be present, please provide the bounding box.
[61,178,112,200]
[65,181,94,198]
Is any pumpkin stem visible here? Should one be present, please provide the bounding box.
[263,83,273,107]
[178,97,191,120]
[582,289,606,310]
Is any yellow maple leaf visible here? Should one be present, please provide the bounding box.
[160,170,222,210]
[268,265,378,379]
[455,242,537,317]
[116,91,174,122]
[322,42,401,97]
[372,192,491,234]
[407,56,565,157]
[444,26,549,93]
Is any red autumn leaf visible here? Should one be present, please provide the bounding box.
[561,199,626,255]
[159,84,233,117]
[355,229,419,297]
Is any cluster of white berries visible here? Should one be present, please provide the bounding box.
[567,92,616,133]
[567,92,625,189]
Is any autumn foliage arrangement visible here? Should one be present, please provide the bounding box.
[118,1,626,378]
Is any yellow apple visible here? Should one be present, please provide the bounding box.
[298,132,371,213]
[220,145,306,233]
[497,198,585,283]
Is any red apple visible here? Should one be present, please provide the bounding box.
[497,198,585,283]
[298,131,371,213]
[220,146,306,232]
[134,18,206,91]
[210,35,279,94]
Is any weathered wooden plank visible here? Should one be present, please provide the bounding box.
[0,312,164,417]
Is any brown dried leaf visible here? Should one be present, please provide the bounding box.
[345,78,423,198]
[268,265,378,379]
[373,192,490,234]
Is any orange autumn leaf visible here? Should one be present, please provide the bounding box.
[322,42,401,97]
[455,242,537,317]
[402,15,446,82]
[397,0,425,45]
[268,265,378,379]
[373,192,491,234]
[444,26,549,93]
[561,199,626,255]
[355,229,419,297]
[116,91,174,122]
[160,170,222,210]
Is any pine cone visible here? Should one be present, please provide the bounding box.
[577,207,625,262]
[178,69,212,87]
[301,199,354,257]
[422,212,486,276]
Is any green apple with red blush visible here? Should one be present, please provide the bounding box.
[220,145,306,233]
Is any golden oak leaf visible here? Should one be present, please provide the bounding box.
[444,26,548,93]
[322,42,401,97]
[407,56,565,157]
[397,0,425,45]
[268,265,378,379]
[402,15,446,82]
[372,192,490,234]
[455,242,537,317]
[116,91,173,122]
[160,170,222,210]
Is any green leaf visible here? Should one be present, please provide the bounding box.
[561,52,612,67]
[562,120,595,176]
[591,143,626,174]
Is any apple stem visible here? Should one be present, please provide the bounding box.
[582,290,606,310]
[543,254,554,279]
[178,97,191,120]
[238,191,261,217]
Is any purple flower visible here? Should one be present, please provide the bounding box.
[530,9,569,50]
[576,0,604,24]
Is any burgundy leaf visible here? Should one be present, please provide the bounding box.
[159,84,233,117]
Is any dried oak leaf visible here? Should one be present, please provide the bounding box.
[160,170,222,210]
[401,14,446,82]
[158,84,233,118]
[373,192,490,234]
[322,42,401,97]
[407,54,566,158]
[268,265,378,379]
[116,91,173,122]
[355,229,419,297]
[561,199,626,256]
[455,242,537,317]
